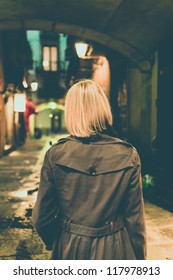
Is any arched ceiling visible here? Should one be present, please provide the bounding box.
[1,0,173,69]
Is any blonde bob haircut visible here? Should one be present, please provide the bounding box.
[65,79,113,137]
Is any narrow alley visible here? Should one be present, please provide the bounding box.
[0,135,173,260]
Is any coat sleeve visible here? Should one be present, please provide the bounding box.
[123,151,147,260]
[32,149,59,250]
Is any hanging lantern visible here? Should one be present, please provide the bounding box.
[14,93,26,112]
[31,81,38,91]
[22,79,28,88]
[75,42,89,58]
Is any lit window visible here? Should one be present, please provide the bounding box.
[43,46,58,71]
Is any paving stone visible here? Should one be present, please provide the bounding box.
[145,201,173,259]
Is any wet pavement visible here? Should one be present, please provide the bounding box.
[0,135,57,260]
[0,135,173,260]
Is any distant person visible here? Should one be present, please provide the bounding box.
[25,99,38,134]
[32,79,146,260]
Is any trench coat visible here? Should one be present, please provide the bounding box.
[32,133,147,260]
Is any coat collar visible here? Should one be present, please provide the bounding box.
[53,133,135,175]
[65,133,129,146]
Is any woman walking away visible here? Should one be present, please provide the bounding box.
[32,79,147,260]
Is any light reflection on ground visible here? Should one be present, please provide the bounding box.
[9,190,28,198]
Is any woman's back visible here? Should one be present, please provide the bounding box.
[49,134,136,226]
[33,133,146,259]
[32,79,146,260]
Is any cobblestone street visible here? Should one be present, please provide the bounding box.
[0,135,173,260]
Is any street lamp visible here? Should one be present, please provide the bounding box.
[75,42,105,65]
[31,81,38,91]
[75,42,89,58]
[22,79,28,89]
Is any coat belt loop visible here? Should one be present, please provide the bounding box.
[61,216,124,237]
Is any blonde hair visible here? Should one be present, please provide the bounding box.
[65,79,113,137]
